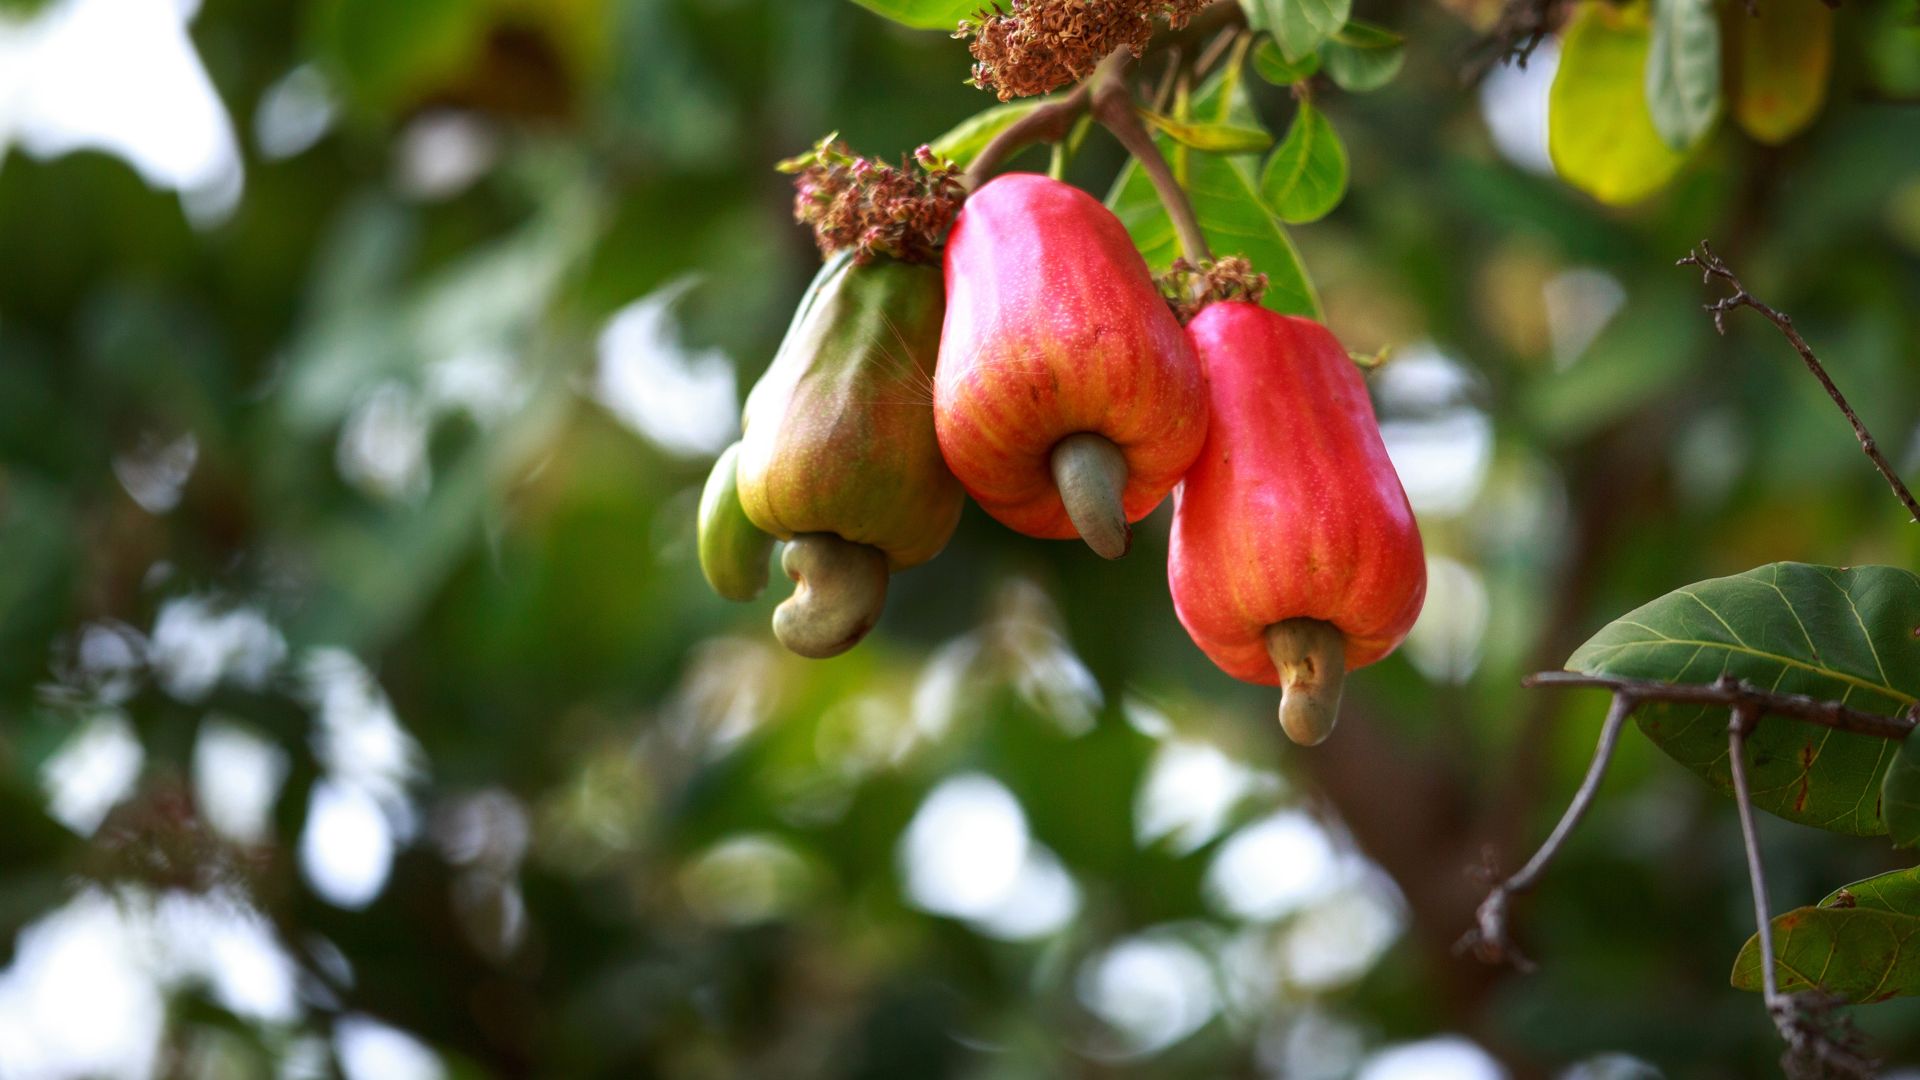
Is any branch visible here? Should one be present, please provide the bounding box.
[1467,671,1917,964]
[1090,59,1212,265]
[1678,241,1920,525]
[1457,692,1633,970]
[1524,671,1919,741]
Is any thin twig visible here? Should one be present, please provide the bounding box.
[1090,63,1211,265]
[1461,0,1559,85]
[1458,692,1634,970]
[1679,241,1920,524]
[1729,703,1779,1005]
[1524,671,1919,741]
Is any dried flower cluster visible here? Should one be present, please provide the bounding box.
[1159,255,1268,322]
[957,0,1207,101]
[779,136,966,265]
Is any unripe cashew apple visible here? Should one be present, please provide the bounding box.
[735,251,964,658]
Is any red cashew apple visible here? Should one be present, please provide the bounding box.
[1170,302,1427,746]
[934,173,1208,559]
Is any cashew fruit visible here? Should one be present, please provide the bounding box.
[736,250,963,657]
[934,173,1208,559]
[1169,302,1426,745]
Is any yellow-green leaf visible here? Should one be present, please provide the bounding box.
[1726,0,1833,145]
[1139,111,1275,154]
[1548,1,1688,205]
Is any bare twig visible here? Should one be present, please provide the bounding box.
[1679,241,1920,524]
[1463,669,1917,962]
[1457,692,1634,969]
[1525,671,1919,741]
[1729,704,1880,1080]
[1728,703,1778,1003]
[1462,0,1560,85]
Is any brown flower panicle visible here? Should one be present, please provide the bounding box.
[779,136,966,265]
[957,0,1207,101]
[1159,255,1268,322]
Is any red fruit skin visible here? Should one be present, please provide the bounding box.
[1170,303,1426,685]
[935,174,1207,538]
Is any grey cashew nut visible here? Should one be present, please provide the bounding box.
[772,533,890,659]
[1049,432,1131,560]
[1264,618,1348,747]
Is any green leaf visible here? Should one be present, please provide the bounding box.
[1821,867,1920,913]
[1139,111,1275,154]
[1645,0,1722,150]
[1252,0,1353,63]
[1260,101,1348,224]
[1731,905,1920,1001]
[1107,70,1319,318]
[1548,1,1687,205]
[1566,563,1920,835]
[930,99,1052,166]
[1732,869,1920,1001]
[1252,38,1321,84]
[1727,0,1832,145]
[848,0,980,31]
[1322,21,1406,93]
[1885,736,1920,846]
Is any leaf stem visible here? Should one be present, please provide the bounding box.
[1091,58,1213,265]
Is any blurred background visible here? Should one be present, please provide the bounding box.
[4,0,1920,1076]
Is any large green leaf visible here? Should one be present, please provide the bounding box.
[1107,70,1318,318]
[848,0,980,31]
[1645,0,1722,150]
[1322,21,1406,93]
[1260,101,1348,224]
[1726,0,1832,145]
[1548,1,1687,205]
[1884,735,1920,846]
[1566,563,1920,835]
[1732,868,1920,1000]
[1248,0,1352,63]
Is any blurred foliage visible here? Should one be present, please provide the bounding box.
[5,0,1920,1077]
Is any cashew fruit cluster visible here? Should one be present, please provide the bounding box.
[695,150,1425,747]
